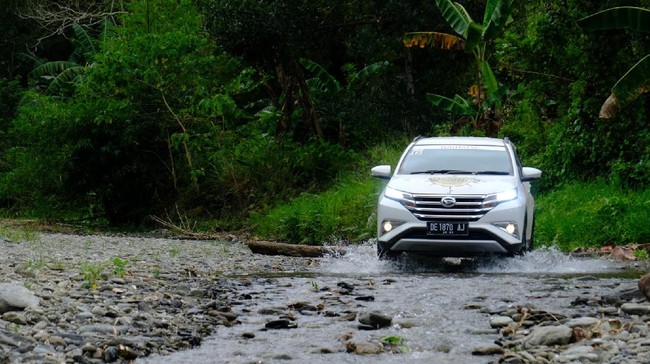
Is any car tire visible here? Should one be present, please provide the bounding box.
[512,216,529,256]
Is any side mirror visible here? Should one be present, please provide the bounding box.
[371,165,392,180]
[521,167,542,182]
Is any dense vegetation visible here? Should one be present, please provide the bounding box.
[0,0,648,250]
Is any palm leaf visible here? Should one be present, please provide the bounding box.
[30,61,80,79]
[435,0,472,37]
[601,54,650,119]
[46,66,85,94]
[300,58,341,93]
[72,23,96,58]
[483,0,515,39]
[349,61,389,85]
[578,6,650,33]
[403,32,465,50]
[427,93,476,115]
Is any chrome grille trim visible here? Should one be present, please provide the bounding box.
[407,194,491,221]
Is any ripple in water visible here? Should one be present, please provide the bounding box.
[322,240,623,275]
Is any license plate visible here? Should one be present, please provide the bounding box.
[427,221,469,236]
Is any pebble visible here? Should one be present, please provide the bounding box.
[1,232,650,363]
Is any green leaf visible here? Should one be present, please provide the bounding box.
[483,0,515,39]
[465,22,484,52]
[480,60,498,95]
[72,23,96,58]
[300,58,341,93]
[427,93,476,115]
[602,54,650,118]
[349,61,389,85]
[478,84,508,113]
[435,0,472,37]
[578,6,650,33]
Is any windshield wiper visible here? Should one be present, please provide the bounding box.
[410,170,474,175]
[473,171,510,175]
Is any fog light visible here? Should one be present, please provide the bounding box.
[383,221,393,232]
[493,222,519,238]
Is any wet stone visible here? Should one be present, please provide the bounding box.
[621,303,650,316]
[358,311,392,329]
[490,316,514,328]
[264,319,297,330]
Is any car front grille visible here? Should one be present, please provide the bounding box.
[407,194,492,221]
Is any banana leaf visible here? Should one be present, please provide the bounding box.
[435,0,472,37]
[601,54,650,118]
[427,93,476,116]
[403,32,465,51]
[578,6,650,33]
[483,0,516,39]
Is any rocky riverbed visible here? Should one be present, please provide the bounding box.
[1,231,650,363]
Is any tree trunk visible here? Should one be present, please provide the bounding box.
[245,240,347,257]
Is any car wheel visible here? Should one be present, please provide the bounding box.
[512,217,529,256]
[528,216,535,252]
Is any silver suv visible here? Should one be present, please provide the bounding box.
[371,136,541,259]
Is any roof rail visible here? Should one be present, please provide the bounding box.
[503,137,511,145]
[412,135,423,143]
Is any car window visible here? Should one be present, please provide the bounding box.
[398,145,513,175]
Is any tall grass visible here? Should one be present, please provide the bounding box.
[535,181,650,251]
[250,139,407,245]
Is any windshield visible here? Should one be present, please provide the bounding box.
[398,145,513,175]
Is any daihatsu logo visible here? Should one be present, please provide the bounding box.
[441,196,456,208]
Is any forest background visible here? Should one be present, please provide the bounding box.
[0,0,648,252]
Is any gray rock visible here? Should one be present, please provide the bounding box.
[2,311,28,325]
[472,345,505,355]
[345,339,384,355]
[523,325,572,347]
[490,316,514,328]
[0,283,39,313]
[621,303,650,316]
[358,311,392,329]
[567,317,600,328]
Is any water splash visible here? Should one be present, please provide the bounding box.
[321,241,623,275]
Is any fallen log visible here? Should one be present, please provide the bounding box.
[244,240,347,257]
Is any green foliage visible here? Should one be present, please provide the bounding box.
[80,261,105,290]
[404,0,515,135]
[250,140,409,244]
[112,257,128,278]
[535,181,650,251]
[578,6,650,118]
[382,335,410,354]
[497,0,650,190]
[251,173,379,244]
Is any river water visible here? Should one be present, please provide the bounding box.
[142,243,643,364]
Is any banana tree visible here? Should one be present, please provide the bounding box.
[578,6,650,119]
[404,0,515,134]
[28,22,102,95]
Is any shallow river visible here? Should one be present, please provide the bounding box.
[142,243,643,364]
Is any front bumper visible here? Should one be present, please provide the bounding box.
[377,197,527,257]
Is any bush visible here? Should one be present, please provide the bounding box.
[535,181,650,251]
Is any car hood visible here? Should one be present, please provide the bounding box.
[387,174,517,195]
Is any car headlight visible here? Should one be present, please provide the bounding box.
[384,187,416,207]
[482,188,518,208]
